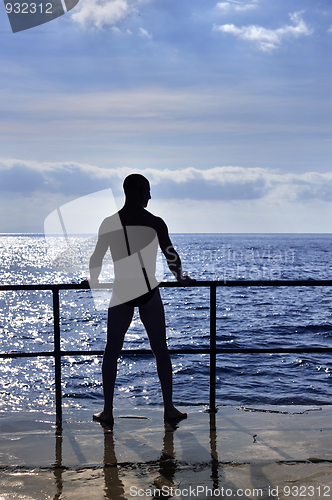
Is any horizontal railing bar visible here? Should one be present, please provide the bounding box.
[2,347,332,359]
[1,280,332,292]
[0,351,55,358]
[215,347,332,354]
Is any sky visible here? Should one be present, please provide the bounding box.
[0,0,332,232]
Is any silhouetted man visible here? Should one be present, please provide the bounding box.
[89,174,194,425]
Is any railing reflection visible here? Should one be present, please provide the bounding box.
[52,413,219,500]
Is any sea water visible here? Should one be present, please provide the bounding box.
[0,233,331,414]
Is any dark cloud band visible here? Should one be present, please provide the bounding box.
[1,159,332,203]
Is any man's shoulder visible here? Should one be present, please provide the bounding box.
[143,209,167,231]
[99,213,123,235]
[98,207,168,235]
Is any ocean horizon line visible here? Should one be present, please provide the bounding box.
[1,232,332,236]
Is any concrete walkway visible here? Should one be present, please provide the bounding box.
[0,405,332,499]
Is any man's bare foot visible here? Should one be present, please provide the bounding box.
[164,407,187,421]
[93,410,114,427]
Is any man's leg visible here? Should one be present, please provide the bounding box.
[93,302,134,425]
[139,289,187,420]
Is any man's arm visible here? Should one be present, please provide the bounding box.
[89,226,109,286]
[157,218,195,285]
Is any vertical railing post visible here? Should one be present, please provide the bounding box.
[52,287,62,426]
[209,283,217,412]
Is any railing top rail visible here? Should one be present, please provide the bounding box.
[1,279,332,291]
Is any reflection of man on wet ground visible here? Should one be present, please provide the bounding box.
[89,174,195,426]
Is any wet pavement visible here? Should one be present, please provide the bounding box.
[0,405,332,499]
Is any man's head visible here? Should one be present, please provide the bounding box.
[123,174,151,207]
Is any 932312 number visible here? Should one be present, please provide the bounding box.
[5,3,53,14]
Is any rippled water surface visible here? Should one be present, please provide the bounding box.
[0,233,331,414]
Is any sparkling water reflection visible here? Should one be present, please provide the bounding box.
[0,234,331,413]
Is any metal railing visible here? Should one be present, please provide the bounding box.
[1,279,332,425]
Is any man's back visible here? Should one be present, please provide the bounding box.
[97,205,165,307]
[99,204,172,259]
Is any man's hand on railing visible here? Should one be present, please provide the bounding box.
[177,274,196,286]
[81,279,100,289]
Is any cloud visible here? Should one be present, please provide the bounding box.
[216,0,258,13]
[147,166,267,200]
[1,160,332,204]
[142,167,332,203]
[139,27,152,39]
[0,159,116,197]
[71,0,151,30]
[213,11,313,51]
